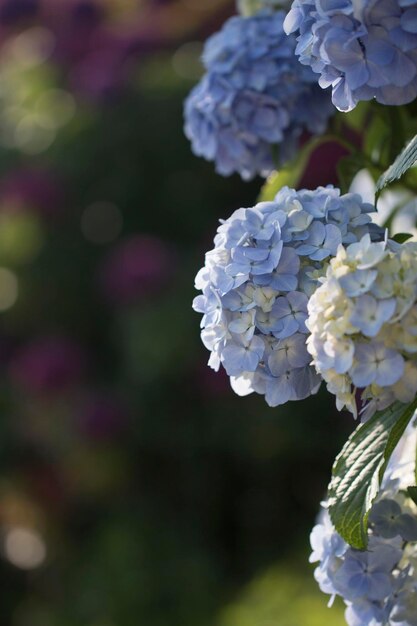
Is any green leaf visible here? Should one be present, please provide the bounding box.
[343,101,370,133]
[392,232,414,244]
[408,487,417,507]
[259,137,326,202]
[376,134,417,197]
[337,154,366,194]
[364,114,392,166]
[328,399,417,550]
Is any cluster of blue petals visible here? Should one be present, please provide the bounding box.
[193,185,382,407]
[184,10,334,180]
[284,0,417,111]
[311,429,417,626]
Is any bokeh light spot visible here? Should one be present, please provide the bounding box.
[0,267,18,311]
[0,210,44,264]
[4,27,55,67]
[14,115,55,154]
[4,527,46,570]
[172,42,203,80]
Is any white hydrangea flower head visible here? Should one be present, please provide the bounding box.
[307,236,417,420]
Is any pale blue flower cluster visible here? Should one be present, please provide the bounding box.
[193,185,382,406]
[284,0,417,111]
[184,10,334,180]
[307,237,417,419]
[311,427,417,626]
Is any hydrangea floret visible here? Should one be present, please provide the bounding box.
[284,0,417,111]
[307,236,417,419]
[310,426,417,626]
[193,186,383,407]
[184,10,334,180]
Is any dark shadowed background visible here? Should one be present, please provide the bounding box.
[0,1,351,624]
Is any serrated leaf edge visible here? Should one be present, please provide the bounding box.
[328,399,417,549]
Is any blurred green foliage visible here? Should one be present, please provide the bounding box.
[218,564,346,626]
[0,3,355,625]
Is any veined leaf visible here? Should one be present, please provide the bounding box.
[408,487,417,507]
[328,399,417,550]
[376,134,417,197]
[392,232,414,244]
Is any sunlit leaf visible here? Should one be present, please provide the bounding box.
[392,232,414,243]
[376,134,417,197]
[328,399,417,550]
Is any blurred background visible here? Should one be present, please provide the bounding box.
[0,1,354,624]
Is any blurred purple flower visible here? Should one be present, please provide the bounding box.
[68,37,130,100]
[71,0,102,26]
[0,168,64,219]
[0,0,38,25]
[0,0,131,100]
[48,1,131,100]
[9,335,86,394]
[0,0,223,100]
[77,392,129,441]
[100,234,175,305]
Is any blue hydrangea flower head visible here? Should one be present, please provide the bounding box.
[307,236,417,419]
[184,10,334,180]
[310,425,417,626]
[193,185,383,407]
[284,0,417,111]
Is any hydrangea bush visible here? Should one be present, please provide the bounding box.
[187,1,417,624]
